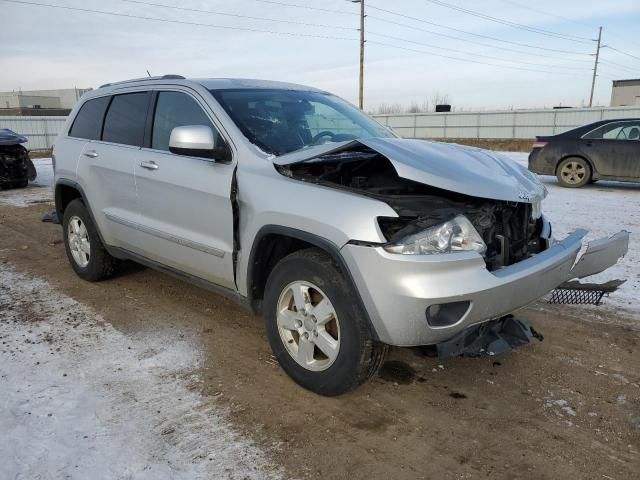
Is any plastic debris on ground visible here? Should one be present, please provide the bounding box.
[437,315,543,358]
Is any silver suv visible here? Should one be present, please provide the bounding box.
[53,76,629,395]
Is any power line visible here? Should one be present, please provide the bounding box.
[250,0,357,16]
[367,30,592,71]
[496,0,595,32]
[497,0,638,47]
[366,5,591,55]
[120,0,355,31]
[367,39,585,76]
[604,46,640,62]
[599,60,640,75]
[366,14,592,63]
[423,0,594,43]
[0,0,357,40]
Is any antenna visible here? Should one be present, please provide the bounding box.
[146,70,152,77]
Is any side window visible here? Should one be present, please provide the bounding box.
[102,92,149,146]
[584,121,640,140]
[151,91,219,151]
[68,96,110,140]
[620,124,640,141]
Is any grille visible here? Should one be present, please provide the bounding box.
[549,280,624,306]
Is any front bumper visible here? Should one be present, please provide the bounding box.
[341,230,629,346]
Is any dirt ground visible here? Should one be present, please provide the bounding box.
[1,202,639,480]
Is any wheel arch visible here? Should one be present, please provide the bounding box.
[54,179,110,248]
[55,179,84,218]
[246,225,380,340]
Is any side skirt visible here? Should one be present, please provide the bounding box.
[106,245,251,311]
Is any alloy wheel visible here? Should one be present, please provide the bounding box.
[560,161,587,185]
[67,215,91,268]
[276,281,341,372]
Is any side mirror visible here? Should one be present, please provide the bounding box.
[169,125,231,162]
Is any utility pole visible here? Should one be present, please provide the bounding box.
[351,0,365,110]
[589,26,602,108]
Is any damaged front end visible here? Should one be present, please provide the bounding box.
[274,138,629,346]
[0,129,36,189]
[276,139,549,272]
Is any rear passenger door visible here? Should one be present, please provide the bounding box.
[134,89,236,289]
[74,91,150,251]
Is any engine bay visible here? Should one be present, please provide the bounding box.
[277,145,545,270]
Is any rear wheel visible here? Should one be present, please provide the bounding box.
[556,157,591,188]
[63,198,116,281]
[264,248,387,396]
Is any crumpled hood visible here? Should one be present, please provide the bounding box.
[0,129,28,146]
[274,137,546,205]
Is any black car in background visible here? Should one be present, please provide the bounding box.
[0,129,36,189]
[528,118,640,188]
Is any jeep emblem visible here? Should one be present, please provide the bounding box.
[518,191,531,201]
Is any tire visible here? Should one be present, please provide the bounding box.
[556,157,591,188]
[264,248,388,396]
[62,198,116,281]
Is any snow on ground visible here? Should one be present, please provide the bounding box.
[0,264,283,479]
[0,158,54,207]
[500,152,639,318]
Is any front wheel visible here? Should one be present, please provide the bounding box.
[264,248,387,396]
[556,157,591,188]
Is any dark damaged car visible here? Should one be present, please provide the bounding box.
[52,77,630,395]
[0,128,36,189]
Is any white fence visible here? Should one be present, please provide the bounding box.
[2,106,640,151]
[0,116,67,151]
[372,106,640,139]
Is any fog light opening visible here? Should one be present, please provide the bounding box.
[426,301,470,327]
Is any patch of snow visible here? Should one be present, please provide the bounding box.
[0,158,54,207]
[500,151,639,318]
[544,399,577,417]
[0,264,283,479]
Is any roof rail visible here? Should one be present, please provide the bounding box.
[99,74,186,89]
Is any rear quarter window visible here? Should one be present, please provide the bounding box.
[68,96,110,140]
[102,92,150,146]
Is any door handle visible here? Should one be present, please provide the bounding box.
[83,150,99,158]
[139,160,159,170]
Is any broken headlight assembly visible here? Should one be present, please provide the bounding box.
[383,215,487,255]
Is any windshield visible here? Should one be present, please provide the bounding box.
[210,88,393,155]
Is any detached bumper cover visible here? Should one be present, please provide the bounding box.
[341,230,629,346]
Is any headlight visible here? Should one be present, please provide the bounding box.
[383,215,487,255]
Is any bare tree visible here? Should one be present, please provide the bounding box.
[430,92,451,110]
[376,103,404,114]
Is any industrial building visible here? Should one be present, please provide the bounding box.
[0,87,91,115]
[610,79,640,106]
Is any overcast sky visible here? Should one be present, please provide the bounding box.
[1,0,639,111]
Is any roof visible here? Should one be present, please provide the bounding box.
[193,78,326,92]
[612,79,640,86]
[554,118,640,138]
[97,75,325,93]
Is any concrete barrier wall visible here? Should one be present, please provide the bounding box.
[3,105,640,151]
[372,106,640,139]
[0,116,67,151]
